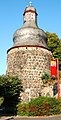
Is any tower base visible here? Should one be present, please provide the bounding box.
[6,46,52,102]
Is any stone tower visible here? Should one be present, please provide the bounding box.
[6,3,52,101]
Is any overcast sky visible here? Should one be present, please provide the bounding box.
[0,0,61,75]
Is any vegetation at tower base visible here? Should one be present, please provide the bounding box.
[17,96,61,116]
[41,71,51,84]
[0,97,4,106]
[0,75,22,115]
[41,71,57,85]
[46,31,61,70]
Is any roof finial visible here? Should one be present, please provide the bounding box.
[29,1,32,6]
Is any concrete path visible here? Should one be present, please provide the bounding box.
[0,115,61,120]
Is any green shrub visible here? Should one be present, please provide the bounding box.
[41,72,57,84]
[0,75,22,115]
[17,102,30,116]
[17,97,61,116]
[29,96,45,107]
[41,72,51,84]
[0,97,4,106]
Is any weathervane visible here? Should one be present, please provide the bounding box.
[29,1,32,6]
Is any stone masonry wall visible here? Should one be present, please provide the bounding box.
[6,46,52,102]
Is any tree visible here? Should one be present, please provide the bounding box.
[0,75,22,115]
[46,31,61,70]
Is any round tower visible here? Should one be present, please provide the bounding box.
[6,3,52,101]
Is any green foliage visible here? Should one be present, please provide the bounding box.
[53,42,61,70]
[29,96,45,107]
[42,72,50,80]
[60,71,61,81]
[17,102,29,116]
[46,32,60,52]
[17,97,61,116]
[0,75,22,115]
[0,97,4,106]
[46,31,61,70]
[0,75,22,98]
[41,72,51,84]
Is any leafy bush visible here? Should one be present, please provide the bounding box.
[0,97,4,106]
[0,75,22,115]
[17,97,61,116]
[41,72,51,84]
[17,102,30,116]
[41,72,57,84]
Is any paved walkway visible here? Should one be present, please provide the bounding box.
[0,115,61,120]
